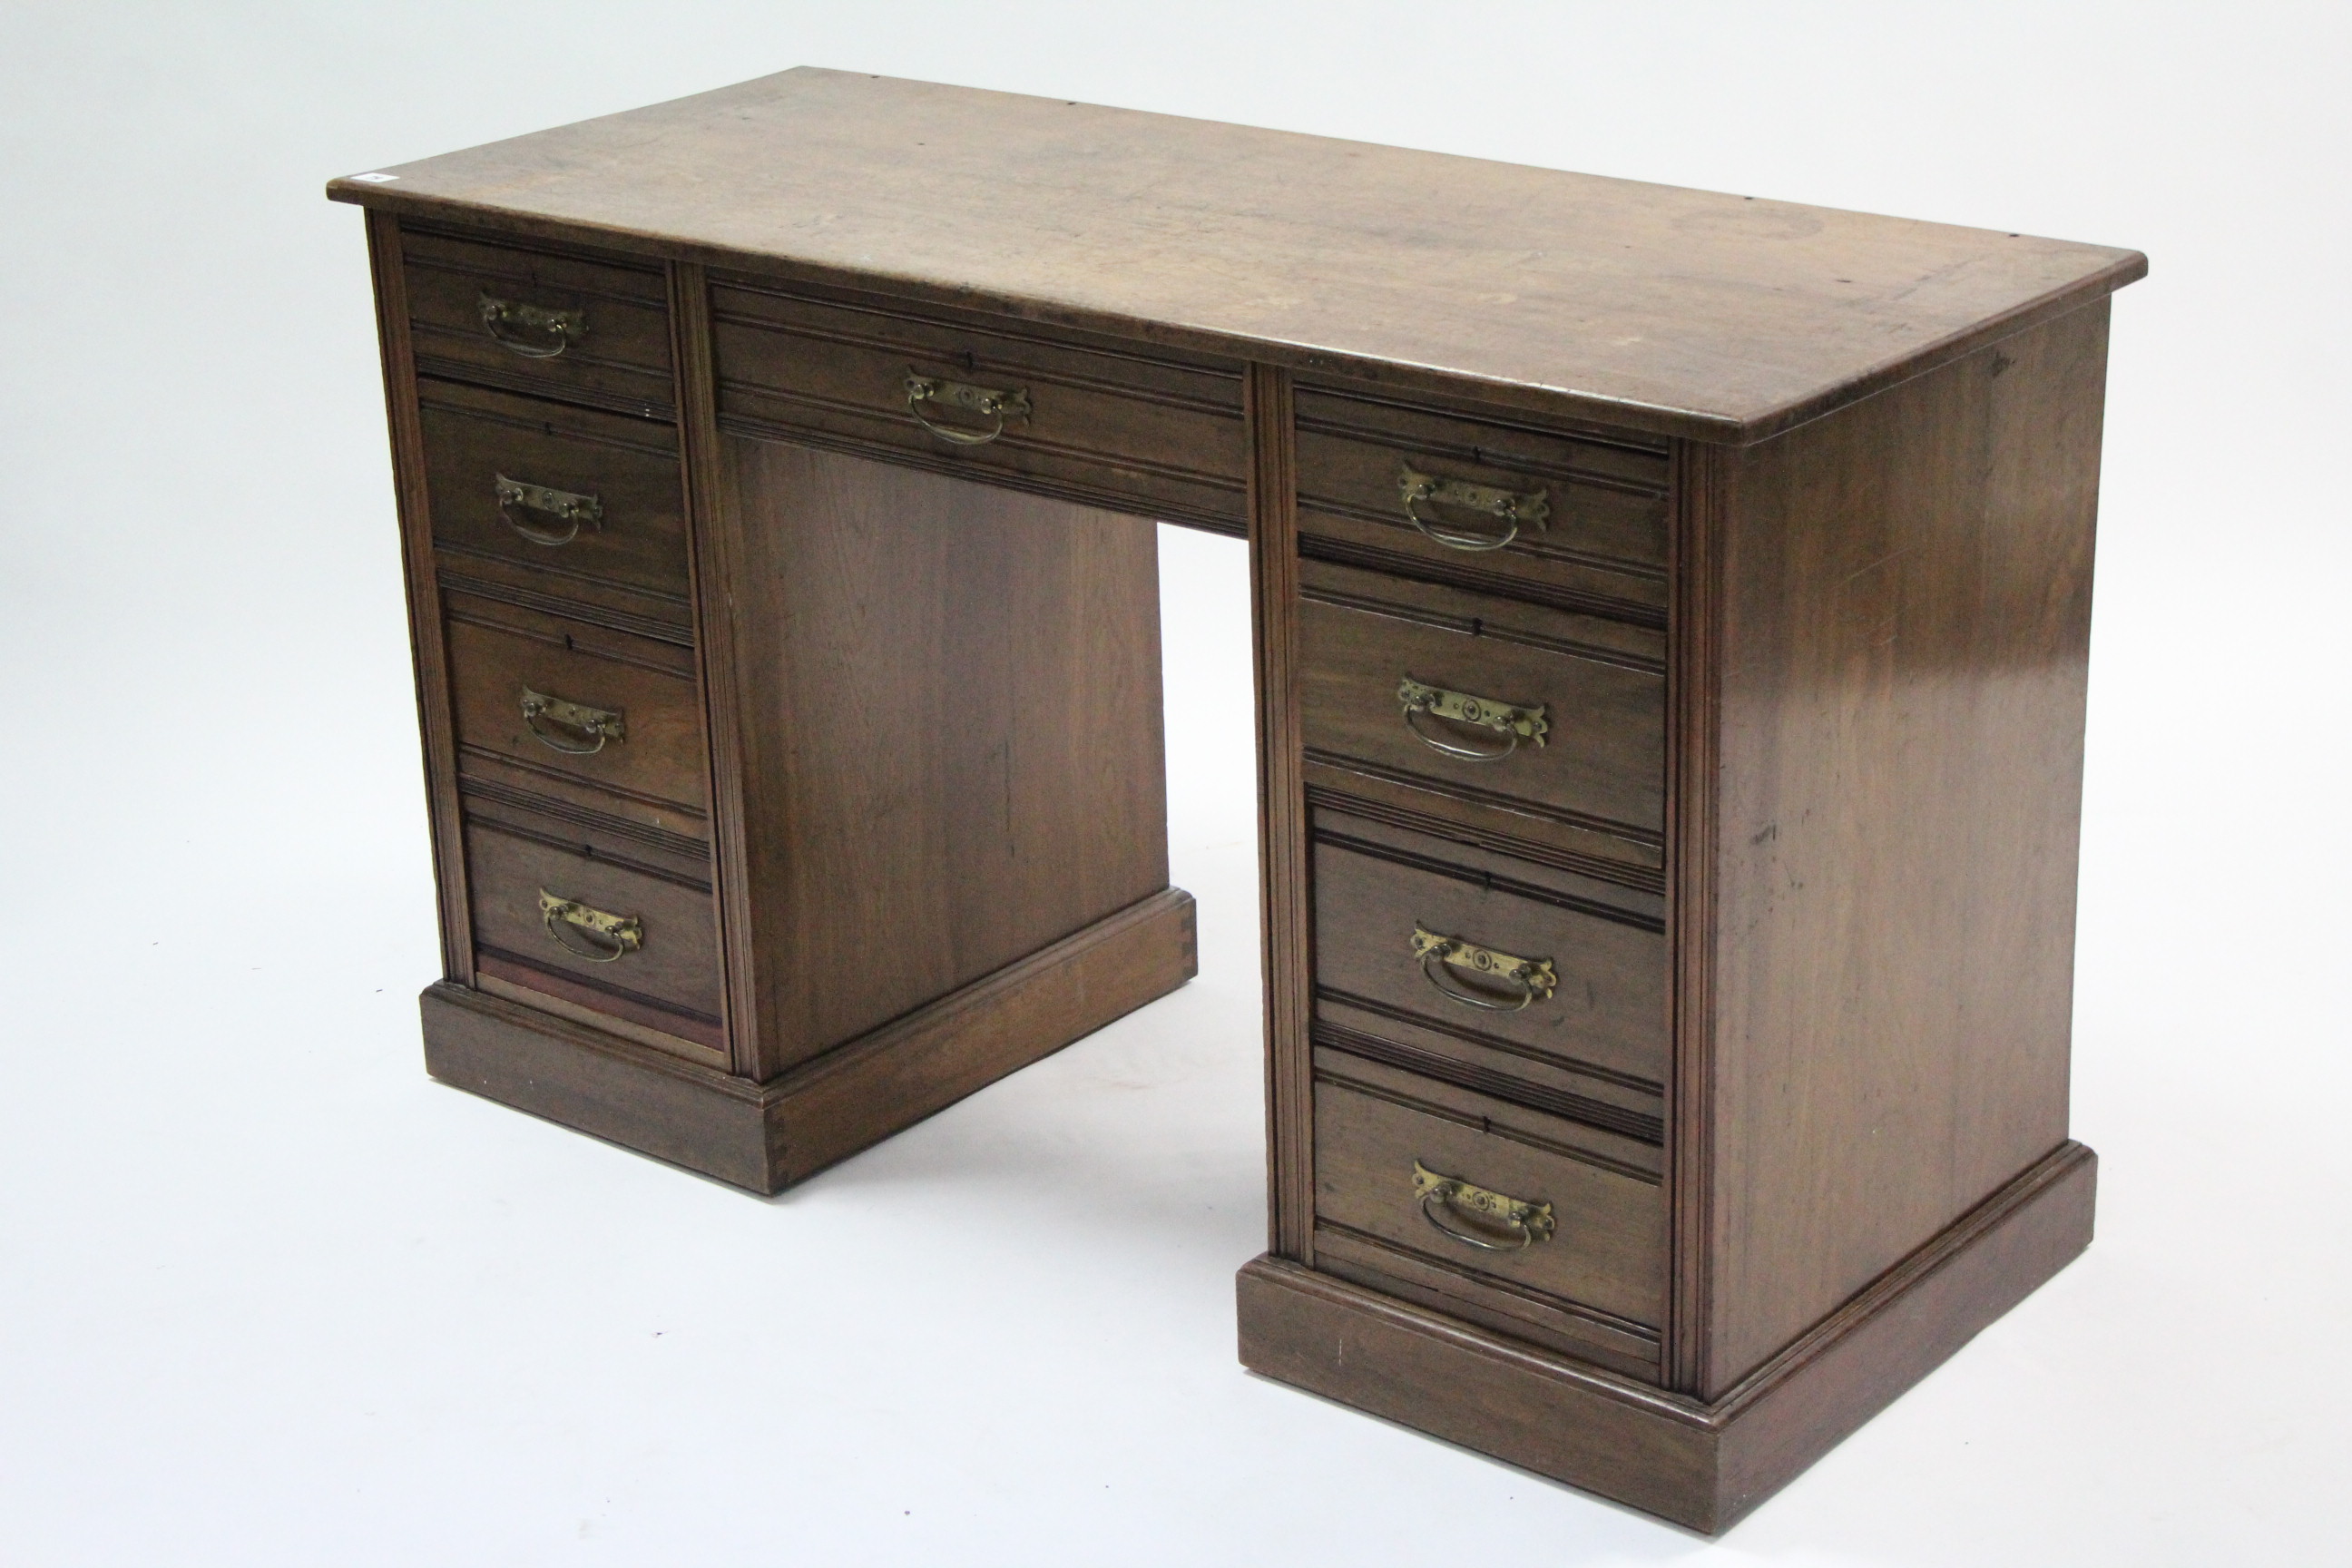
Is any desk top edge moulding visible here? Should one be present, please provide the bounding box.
[328,65,2144,444]
[333,66,2141,1534]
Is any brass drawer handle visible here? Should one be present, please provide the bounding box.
[495,475,603,547]
[1413,1160,1556,1251]
[478,293,586,358]
[539,889,642,963]
[520,687,625,755]
[1397,676,1548,761]
[905,371,1031,446]
[1410,922,1558,1013]
[1397,464,1549,553]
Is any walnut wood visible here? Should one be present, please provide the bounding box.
[1238,1140,2094,1533]
[420,887,1197,1192]
[1248,363,1314,1262]
[400,224,675,420]
[462,820,722,1030]
[713,437,1172,1074]
[665,260,762,1081]
[1695,304,2109,1396]
[328,70,2142,444]
[1312,1068,1666,1328]
[1666,436,1727,1395]
[710,273,1247,532]
[339,80,2136,1532]
[416,378,691,612]
[1295,379,1671,615]
[1312,809,1667,1092]
[443,593,709,827]
[1298,557,1665,839]
[367,210,472,984]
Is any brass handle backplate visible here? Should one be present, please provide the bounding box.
[520,687,625,755]
[1397,464,1550,552]
[1413,1160,1556,1251]
[1410,922,1558,1013]
[495,475,603,546]
[905,371,1031,446]
[1397,676,1548,761]
[479,293,586,358]
[539,889,642,963]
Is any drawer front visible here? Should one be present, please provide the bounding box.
[710,278,1248,530]
[1313,814,1666,1089]
[444,593,708,829]
[403,226,674,418]
[419,380,691,614]
[1315,1072,1665,1329]
[1296,383,1671,618]
[465,820,721,1035]
[1301,559,1664,841]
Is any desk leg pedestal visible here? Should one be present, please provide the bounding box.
[421,887,1197,1194]
[1237,1141,2094,1533]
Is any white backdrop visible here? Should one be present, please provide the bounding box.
[3,5,2346,1563]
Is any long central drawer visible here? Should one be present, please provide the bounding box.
[709,274,1249,531]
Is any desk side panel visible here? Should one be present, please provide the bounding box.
[715,437,1171,1073]
[1700,303,2108,1395]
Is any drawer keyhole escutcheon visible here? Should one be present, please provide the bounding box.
[1409,922,1558,1012]
[1412,1159,1556,1251]
[478,293,587,358]
[520,688,625,755]
[905,370,1032,446]
[1396,464,1549,552]
[539,889,642,964]
[1396,676,1547,761]
[495,475,604,547]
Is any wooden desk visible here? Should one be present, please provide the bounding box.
[330,68,2142,1532]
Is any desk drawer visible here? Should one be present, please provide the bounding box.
[403,226,674,418]
[1296,382,1671,617]
[444,590,708,834]
[710,278,1248,530]
[419,380,690,615]
[1313,809,1665,1089]
[464,814,722,1049]
[1314,1065,1665,1356]
[1301,559,1664,842]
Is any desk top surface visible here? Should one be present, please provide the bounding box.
[330,68,2142,442]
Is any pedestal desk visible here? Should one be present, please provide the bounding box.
[329,68,2142,1532]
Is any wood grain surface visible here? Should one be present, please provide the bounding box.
[714,436,1171,1074]
[1696,303,2110,1394]
[330,69,2143,443]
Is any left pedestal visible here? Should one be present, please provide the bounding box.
[366,210,1191,1191]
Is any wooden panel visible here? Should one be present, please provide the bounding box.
[710,276,1247,530]
[443,591,708,830]
[332,70,2143,443]
[366,209,473,984]
[417,379,691,616]
[1239,1141,2094,1533]
[1667,436,1727,1394]
[1313,1004,1663,1147]
[1313,1064,1666,1326]
[667,260,761,1080]
[1248,364,1315,1262]
[1699,303,2110,1395]
[715,436,1171,1073]
[1313,809,1666,1091]
[1296,382,1669,617]
[1299,558,1665,841]
[767,887,1198,1183]
[401,223,675,418]
[463,818,721,1038]
[420,888,1196,1192]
